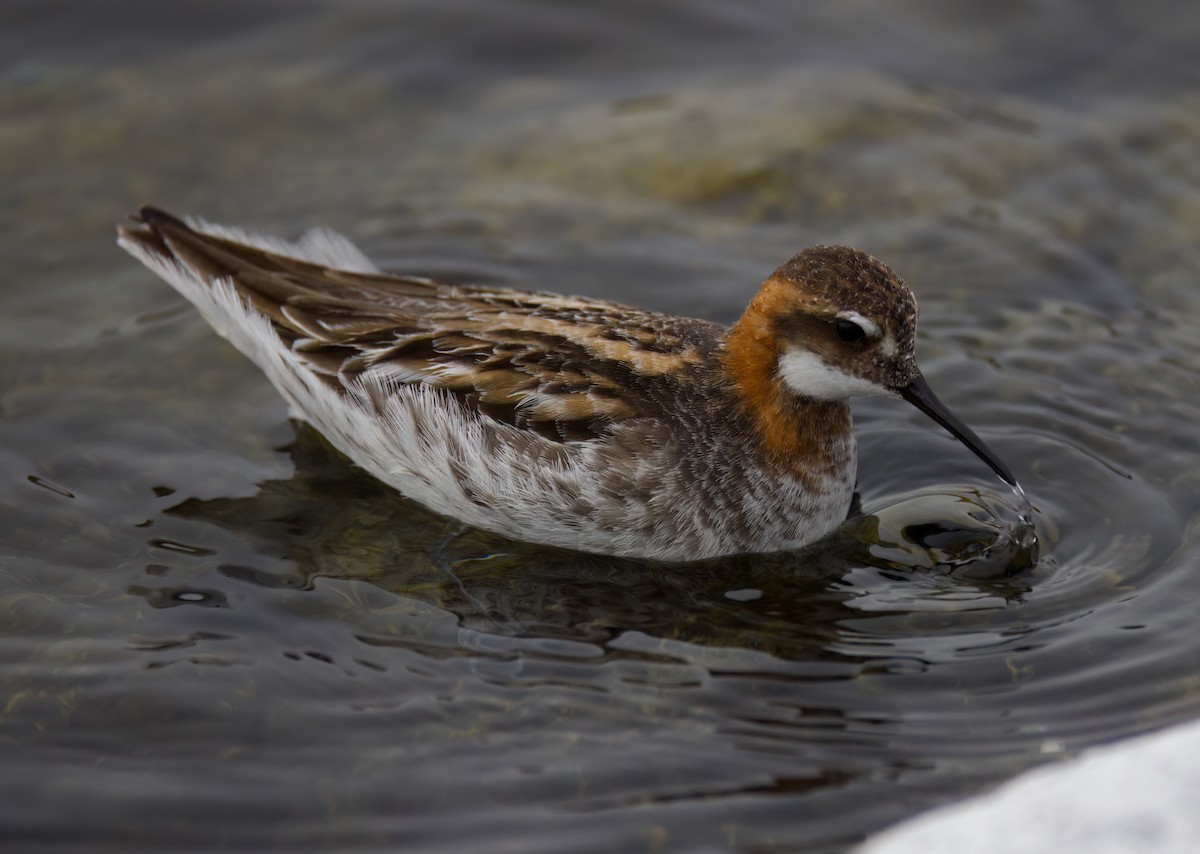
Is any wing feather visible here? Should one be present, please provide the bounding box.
[120,206,722,442]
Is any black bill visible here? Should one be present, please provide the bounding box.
[899,373,1019,489]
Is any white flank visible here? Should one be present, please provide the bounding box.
[777,347,889,401]
[120,231,562,536]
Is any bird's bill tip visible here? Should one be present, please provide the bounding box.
[898,374,1019,489]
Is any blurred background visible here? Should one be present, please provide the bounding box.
[3,2,1200,852]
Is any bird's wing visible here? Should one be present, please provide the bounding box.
[119,207,721,442]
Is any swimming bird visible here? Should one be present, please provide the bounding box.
[118,207,1021,561]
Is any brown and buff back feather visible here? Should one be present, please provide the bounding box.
[119,207,724,444]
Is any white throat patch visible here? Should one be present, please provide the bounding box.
[777,347,889,401]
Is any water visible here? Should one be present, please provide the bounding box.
[3,1,1200,851]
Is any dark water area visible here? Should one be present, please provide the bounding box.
[3,1,1200,851]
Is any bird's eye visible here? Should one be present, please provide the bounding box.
[834,319,866,343]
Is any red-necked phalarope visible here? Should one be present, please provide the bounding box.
[118,207,1023,561]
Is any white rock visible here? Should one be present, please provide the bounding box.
[859,716,1200,854]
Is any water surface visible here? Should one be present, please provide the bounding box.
[4,2,1200,851]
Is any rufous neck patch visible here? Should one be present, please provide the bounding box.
[723,279,852,485]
